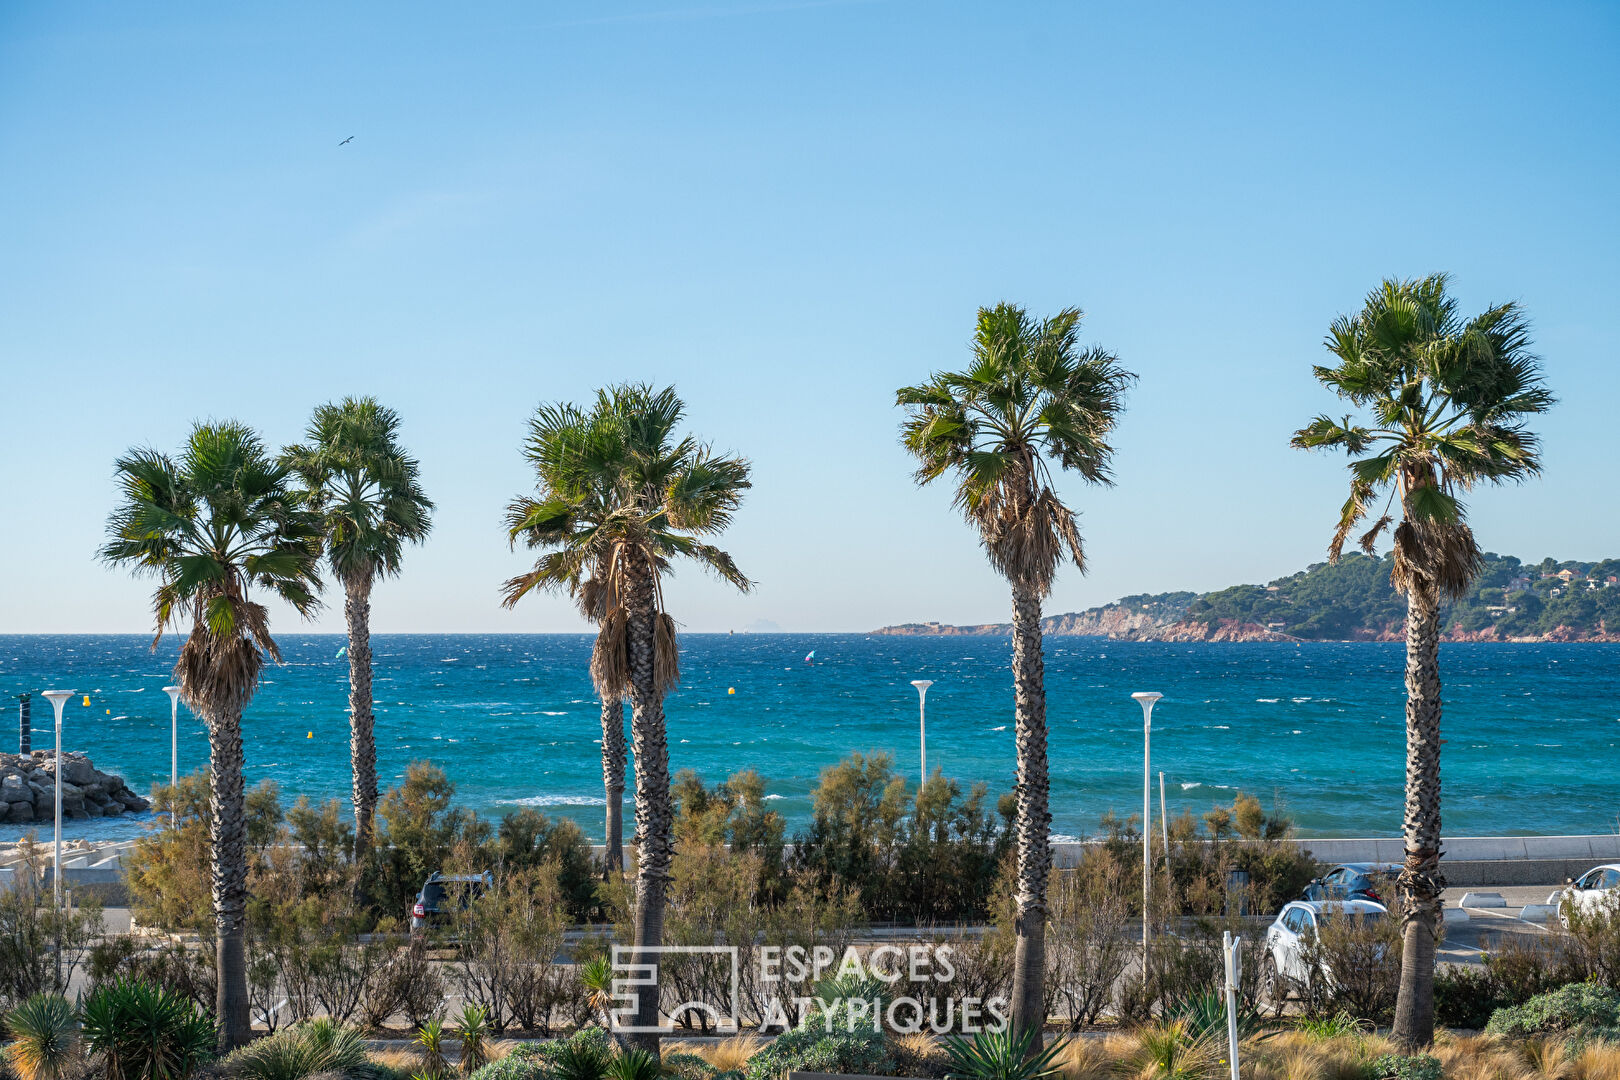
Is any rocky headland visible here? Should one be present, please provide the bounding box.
[0,751,151,824]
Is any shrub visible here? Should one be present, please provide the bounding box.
[1297,907,1401,1023]
[1366,1054,1442,1080]
[445,867,571,1034]
[741,1025,890,1080]
[605,1050,662,1080]
[221,1019,368,1080]
[80,979,215,1080]
[1484,982,1620,1039]
[1047,849,1130,1027]
[4,995,79,1080]
[0,850,105,1012]
[1433,965,1499,1030]
[413,1021,450,1080]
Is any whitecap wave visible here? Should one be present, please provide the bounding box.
[1256,698,1279,703]
[1180,782,1201,790]
[764,794,785,801]
[497,795,607,807]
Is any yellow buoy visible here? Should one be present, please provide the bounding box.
[307,732,314,738]
[727,687,735,695]
[106,709,111,714]
[83,695,91,706]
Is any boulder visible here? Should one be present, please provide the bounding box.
[1,775,30,803]
[5,801,33,824]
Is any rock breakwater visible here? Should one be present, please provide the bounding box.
[0,751,151,823]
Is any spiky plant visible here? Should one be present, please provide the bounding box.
[413,1018,450,1080]
[101,423,321,1048]
[606,1049,663,1080]
[285,397,432,856]
[942,1027,1066,1080]
[80,978,217,1080]
[898,303,1133,1040]
[502,384,751,1049]
[4,995,78,1080]
[1293,274,1552,1047]
[449,1004,489,1075]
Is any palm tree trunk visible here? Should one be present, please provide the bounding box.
[208,703,252,1049]
[601,694,627,874]
[1009,581,1051,1043]
[1392,581,1445,1049]
[624,555,670,1051]
[345,572,379,859]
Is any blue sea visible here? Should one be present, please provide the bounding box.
[2,634,1617,843]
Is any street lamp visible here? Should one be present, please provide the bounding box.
[1132,691,1163,981]
[163,686,182,827]
[910,680,933,790]
[41,690,73,911]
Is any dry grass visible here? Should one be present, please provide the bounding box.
[662,1036,765,1072]
[367,1048,426,1075]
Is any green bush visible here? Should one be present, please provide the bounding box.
[660,1052,716,1080]
[1434,965,1499,1029]
[1484,982,1620,1039]
[1366,1054,1442,1080]
[467,1029,609,1080]
[742,1025,890,1080]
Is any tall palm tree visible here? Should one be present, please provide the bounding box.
[284,397,433,856]
[102,421,322,1049]
[1292,274,1552,1047]
[502,384,750,1048]
[500,400,632,872]
[897,304,1133,1042]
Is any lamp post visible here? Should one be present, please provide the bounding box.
[910,680,933,790]
[163,686,182,827]
[1132,691,1163,981]
[41,690,73,911]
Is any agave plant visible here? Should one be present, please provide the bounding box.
[1165,990,1273,1043]
[606,1048,664,1080]
[4,995,79,1080]
[449,1004,489,1076]
[942,1027,1066,1080]
[413,1018,450,1080]
[79,979,216,1080]
[1113,1022,1223,1080]
[551,1037,615,1080]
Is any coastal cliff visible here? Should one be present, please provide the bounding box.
[873,551,1620,642]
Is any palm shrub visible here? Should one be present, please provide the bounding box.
[285,398,433,856]
[502,384,751,1049]
[102,421,323,1048]
[4,995,79,1080]
[412,1019,450,1080]
[898,303,1133,1040]
[80,979,216,1080]
[549,1037,614,1080]
[1292,274,1553,1046]
[449,1005,489,1076]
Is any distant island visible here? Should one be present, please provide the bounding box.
[874,552,1620,642]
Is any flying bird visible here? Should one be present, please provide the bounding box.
[339,136,354,146]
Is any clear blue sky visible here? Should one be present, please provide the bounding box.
[2,2,1615,635]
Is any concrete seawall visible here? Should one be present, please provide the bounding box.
[1051,834,1620,885]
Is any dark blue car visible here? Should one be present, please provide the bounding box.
[1302,862,1399,904]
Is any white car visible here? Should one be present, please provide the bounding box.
[1560,864,1620,927]
[1261,898,1388,999]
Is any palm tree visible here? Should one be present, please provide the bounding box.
[500,400,632,872]
[502,384,750,1048]
[897,304,1133,1042]
[102,421,322,1049]
[1292,274,1552,1047]
[284,397,433,856]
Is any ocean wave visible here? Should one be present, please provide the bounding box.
[1180,782,1201,790]
[764,794,785,800]
[1256,698,1279,703]
[497,795,607,807]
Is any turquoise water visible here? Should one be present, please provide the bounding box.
[2,634,1617,843]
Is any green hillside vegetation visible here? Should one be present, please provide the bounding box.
[1185,552,1620,639]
